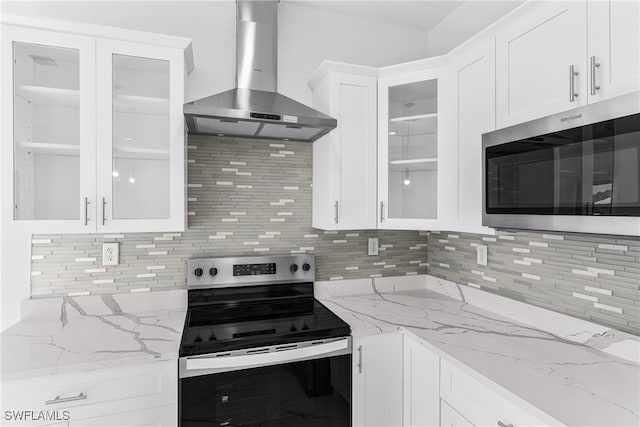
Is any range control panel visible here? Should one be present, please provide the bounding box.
[187,255,315,289]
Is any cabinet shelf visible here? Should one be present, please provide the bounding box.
[389,158,437,165]
[15,84,79,108]
[16,141,80,155]
[389,113,437,122]
[113,146,169,160]
[113,93,169,115]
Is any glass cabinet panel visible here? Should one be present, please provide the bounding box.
[387,79,438,220]
[111,54,170,220]
[13,42,80,220]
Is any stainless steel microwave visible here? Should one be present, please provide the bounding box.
[482,93,640,236]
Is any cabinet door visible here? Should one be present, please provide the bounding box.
[69,404,176,427]
[451,40,496,234]
[333,73,378,230]
[378,68,447,230]
[587,0,640,103]
[1,25,96,233]
[312,71,377,230]
[403,336,439,427]
[440,400,475,427]
[352,333,403,427]
[496,1,587,128]
[96,39,184,233]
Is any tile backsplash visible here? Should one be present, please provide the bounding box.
[30,135,428,298]
[427,231,639,335]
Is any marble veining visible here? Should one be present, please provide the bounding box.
[1,290,186,380]
[316,276,639,427]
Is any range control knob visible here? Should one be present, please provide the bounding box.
[194,268,204,277]
[290,264,299,273]
[302,263,311,272]
[209,267,218,276]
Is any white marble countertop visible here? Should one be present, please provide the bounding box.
[316,276,640,427]
[1,290,186,381]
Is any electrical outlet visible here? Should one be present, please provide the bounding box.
[103,242,119,266]
[368,238,379,256]
[476,244,488,266]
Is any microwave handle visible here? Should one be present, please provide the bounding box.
[185,338,349,372]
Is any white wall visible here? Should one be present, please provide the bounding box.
[427,0,524,56]
[278,1,429,104]
[1,0,429,104]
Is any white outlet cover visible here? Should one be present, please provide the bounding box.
[476,244,488,266]
[368,238,379,256]
[103,242,119,266]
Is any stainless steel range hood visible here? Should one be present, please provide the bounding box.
[184,0,337,142]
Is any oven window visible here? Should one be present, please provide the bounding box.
[486,113,640,216]
[180,354,351,427]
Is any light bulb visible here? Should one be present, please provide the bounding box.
[389,131,397,135]
[403,177,411,186]
[112,171,119,177]
[403,168,411,187]
[129,177,135,184]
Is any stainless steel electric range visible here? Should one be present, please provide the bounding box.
[179,255,352,427]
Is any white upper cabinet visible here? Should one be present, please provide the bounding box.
[587,0,640,103]
[495,1,588,128]
[310,64,378,230]
[2,26,97,233]
[1,17,189,234]
[96,39,184,233]
[378,66,454,230]
[450,38,496,235]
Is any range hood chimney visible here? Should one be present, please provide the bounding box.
[183,0,337,142]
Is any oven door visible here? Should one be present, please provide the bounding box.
[179,337,352,427]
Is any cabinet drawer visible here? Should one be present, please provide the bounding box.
[69,404,176,427]
[440,359,557,427]
[1,361,176,426]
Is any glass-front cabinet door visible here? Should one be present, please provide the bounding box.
[2,26,96,233]
[96,39,184,232]
[378,69,446,229]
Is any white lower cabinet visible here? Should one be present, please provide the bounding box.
[440,359,559,427]
[352,333,403,427]
[0,360,177,427]
[403,336,439,427]
[440,400,474,427]
[69,404,176,427]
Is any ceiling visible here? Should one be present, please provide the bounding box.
[285,0,465,32]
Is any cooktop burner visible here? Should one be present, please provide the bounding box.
[179,255,350,358]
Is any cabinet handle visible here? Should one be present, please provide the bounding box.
[101,197,106,226]
[497,422,513,427]
[590,56,600,95]
[334,201,339,224]
[380,201,385,223]
[45,393,87,405]
[357,345,363,374]
[83,197,89,226]
[569,65,579,102]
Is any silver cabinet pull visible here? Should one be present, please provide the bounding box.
[590,56,600,95]
[45,393,87,405]
[380,201,385,223]
[101,197,106,226]
[569,65,579,102]
[357,345,363,374]
[83,197,89,226]
[497,422,513,427]
[334,201,339,224]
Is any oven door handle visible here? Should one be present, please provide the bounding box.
[184,338,350,373]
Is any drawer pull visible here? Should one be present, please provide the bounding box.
[45,393,87,405]
[497,422,513,427]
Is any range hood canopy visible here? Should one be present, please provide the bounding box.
[184,0,336,142]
